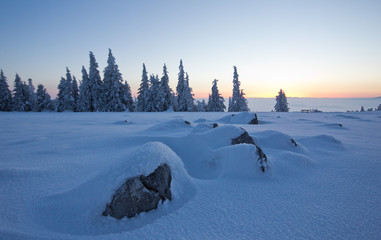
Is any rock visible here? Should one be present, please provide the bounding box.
[231,128,268,172]
[338,123,343,127]
[248,113,259,124]
[256,147,268,172]
[140,164,172,201]
[291,138,297,147]
[184,121,191,125]
[103,163,172,219]
[231,130,255,145]
[212,123,219,128]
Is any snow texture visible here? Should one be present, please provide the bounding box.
[1,111,381,239]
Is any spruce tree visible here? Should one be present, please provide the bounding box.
[88,51,103,111]
[56,68,74,112]
[102,49,127,112]
[56,77,66,112]
[207,79,226,112]
[72,76,79,112]
[27,78,37,111]
[161,64,173,111]
[0,70,12,111]
[228,66,240,111]
[146,74,164,112]
[22,81,32,111]
[13,74,25,111]
[36,84,52,112]
[184,73,195,111]
[137,63,150,112]
[274,89,289,112]
[237,89,249,111]
[176,60,189,111]
[121,80,134,112]
[195,100,208,112]
[78,66,91,112]
[228,66,249,112]
[65,68,74,111]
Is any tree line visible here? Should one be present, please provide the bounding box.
[0,49,252,112]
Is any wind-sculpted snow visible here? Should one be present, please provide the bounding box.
[1,111,381,239]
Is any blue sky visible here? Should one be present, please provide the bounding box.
[1,0,380,98]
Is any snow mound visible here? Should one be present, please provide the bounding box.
[141,118,193,136]
[191,125,245,148]
[210,144,265,179]
[253,130,303,152]
[298,134,344,153]
[191,123,214,133]
[33,142,195,235]
[217,112,257,124]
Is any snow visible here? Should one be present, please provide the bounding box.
[1,111,381,239]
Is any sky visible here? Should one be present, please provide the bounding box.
[0,0,380,98]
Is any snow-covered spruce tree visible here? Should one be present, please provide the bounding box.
[78,66,91,112]
[274,89,289,112]
[13,74,25,111]
[228,66,248,112]
[146,74,165,112]
[21,81,32,111]
[27,78,38,111]
[360,106,365,112]
[72,76,79,112]
[377,104,381,111]
[184,73,195,111]
[36,84,52,112]
[137,63,150,112]
[207,79,226,112]
[89,51,103,112]
[237,89,249,111]
[56,68,74,112]
[102,49,128,112]
[195,99,208,112]
[121,80,134,112]
[228,66,240,112]
[56,77,66,112]
[0,70,12,111]
[160,64,173,111]
[65,68,75,111]
[176,60,187,112]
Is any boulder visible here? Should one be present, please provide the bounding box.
[231,129,268,172]
[291,138,298,147]
[103,163,172,219]
[231,130,255,145]
[212,123,219,128]
[248,113,259,124]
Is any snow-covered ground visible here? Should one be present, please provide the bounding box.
[1,111,380,239]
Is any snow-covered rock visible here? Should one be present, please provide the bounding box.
[103,163,172,219]
[217,112,259,124]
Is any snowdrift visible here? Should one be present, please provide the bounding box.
[33,142,195,235]
[217,112,258,124]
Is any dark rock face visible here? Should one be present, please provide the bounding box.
[291,138,298,147]
[103,164,172,219]
[184,121,191,125]
[231,130,255,145]
[232,129,268,172]
[249,113,259,124]
[212,123,219,128]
